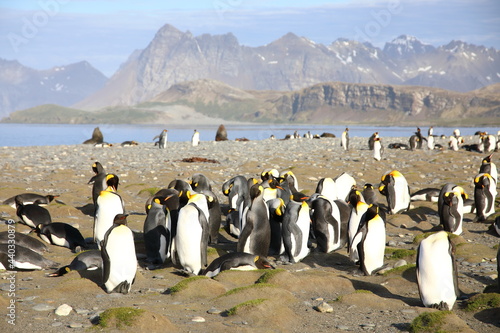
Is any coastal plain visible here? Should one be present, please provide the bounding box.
[0,135,499,332]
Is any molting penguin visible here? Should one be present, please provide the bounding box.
[48,250,102,277]
[94,174,124,249]
[15,196,52,229]
[378,170,411,215]
[202,252,274,278]
[368,132,378,150]
[341,127,349,151]
[35,222,87,252]
[311,195,347,253]
[353,204,386,275]
[173,192,209,275]
[282,200,311,263]
[3,193,59,208]
[101,214,137,294]
[143,196,171,265]
[416,231,459,310]
[0,231,49,254]
[0,244,58,270]
[191,129,200,147]
[237,185,271,258]
[438,183,467,235]
[410,188,440,202]
[474,173,497,222]
[427,134,435,150]
[449,136,459,151]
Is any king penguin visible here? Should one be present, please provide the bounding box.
[94,174,124,249]
[202,252,274,278]
[3,193,59,208]
[373,137,383,161]
[143,196,171,265]
[479,153,497,185]
[48,250,102,277]
[154,129,168,149]
[191,129,200,147]
[474,173,497,222]
[0,231,49,254]
[438,183,466,235]
[35,222,87,252]
[341,127,349,151]
[347,189,370,263]
[190,173,221,245]
[416,231,459,310]
[101,214,137,294]
[282,200,311,263]
[237,185,271,258]
[88,161,107,208]
[354,204,386,275]
[311,195,347,253]
[0,244,59,270]
[173,192,209,275]
[267,198,285,255]
[378,170,411,215]
[15,195,52,228]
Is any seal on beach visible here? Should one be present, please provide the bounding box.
[378,170,411,215]
[202,252,274,278]
[237,185,271,258]
[0,244,58,270]
[94,174,124,249]
[438,183,466,235]
[101,214,137,294]
[473,173,497,222]
[49,250,102,277]
[35,222,87,252]
[3,193,59,208]
[215,124,228,141]
[282,200,311,263]
[354,204,386,275]
[83,127,103,145]
[173,192,209,275]
[16,196,52,228]
[0,231,49,254]
[416,230,459,310]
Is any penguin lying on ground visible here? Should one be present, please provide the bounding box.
[16,196,52,228]
[202,252,274,277]
[410,188,440,202]
[48,250,102,277]
[35,222,87,252]
[0,244,58,270]
[3,193,59,208]
[0,231,49,254]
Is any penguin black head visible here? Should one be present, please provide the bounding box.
[113,214,129,226]
[364,184,374,190]
[482,154,493,164]
[14,195,24,207]
[249,184,263,199]
[291,192,309,202]
[92,161,105,174]
[106,174,120,191]
[365,204,380,221]
[255,256,275,270]
[268,178,283,190]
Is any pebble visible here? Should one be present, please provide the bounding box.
[337,325,350,330]
[393,259,407,268]
[207,307,222,314]
[75,308,89,315]
[69,322,83,328]
[55,304,73,316]
[52,322,63,327]
[33,304,56,312]
[314,302,333,313]
[192,316,206,322]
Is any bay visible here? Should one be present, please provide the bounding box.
[0,123,496,147]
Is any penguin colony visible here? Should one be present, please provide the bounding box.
[0,127,499,313]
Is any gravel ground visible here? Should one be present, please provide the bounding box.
[0,134,499,332]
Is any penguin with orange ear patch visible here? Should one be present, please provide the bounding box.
[438,183,467,235]
[378,170,410,215]
[474,173,497,222]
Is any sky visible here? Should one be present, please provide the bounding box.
[0,0,499,77]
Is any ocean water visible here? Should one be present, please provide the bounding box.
[0,123,497,147]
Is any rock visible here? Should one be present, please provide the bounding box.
[33,304,56,312]
[314,302,333,313]
[394,260,408,268]
[69,322,83,328]
[207,307,222,314]
[55,304,73,316]
[192,316,206,322]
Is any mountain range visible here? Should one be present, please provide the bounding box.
[74,24,500,110]
[1,23,500,122]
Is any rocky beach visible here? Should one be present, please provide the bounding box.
[0,134,499,332]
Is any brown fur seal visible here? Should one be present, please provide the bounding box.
[83,127,104,144]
